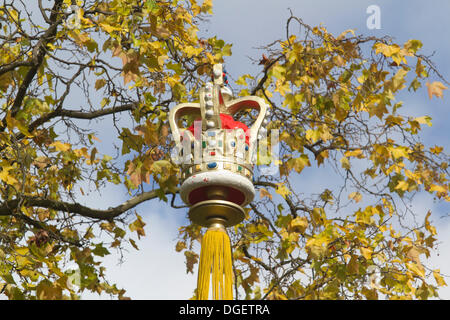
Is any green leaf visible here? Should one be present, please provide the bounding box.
[92,243,110,257]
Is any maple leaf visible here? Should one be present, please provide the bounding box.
[426,81,448,99]
[259,187,272,200]
[288,217,308,234]
[406,246,423,267]
[348,191,362,203]
[275,182,291,199]
[258,54,271,67]
[433,270,447,287]
[50,141,71,152]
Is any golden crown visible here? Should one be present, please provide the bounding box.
[169,64,269,211]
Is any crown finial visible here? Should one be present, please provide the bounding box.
[213,63,224,86]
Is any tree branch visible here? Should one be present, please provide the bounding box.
[1,0,64,129]
[0,61,33,77]
[0,187,178,220]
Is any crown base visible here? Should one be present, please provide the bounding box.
[179,170,255,207]
[188,200,245,228]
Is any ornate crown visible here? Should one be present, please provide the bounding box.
[169,64,268,217]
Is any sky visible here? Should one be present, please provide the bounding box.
[18,0,448,299]
[77,0,450,300]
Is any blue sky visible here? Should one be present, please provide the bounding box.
[70,1,450,299]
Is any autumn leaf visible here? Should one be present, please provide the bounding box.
[340,157,350,170]
[129,214,146,239]
[389,146,410,159]
[305,238,328,260]
[99,22,121,33]
[94,79,107,90]
[429,184,447,194]
[36,280,63,300]
[336,29,355,40]
[258,54,271,67]
[288,217,308,234]
[175,241,186,252]
[349,191,362,203]
[33,156,51,169]
[406,246,423,267]
[259,188,272,200]
[50,141,71,152]
[414,116,432,127]
[0,166,18,185]
[426,81,448,99]
[129,238,139,250]
[360,247,372,260]
[275,183,291,199]
[425,211,437,236]
[430,146,443,154]
[433,270,447,287]
[407,262,425,278]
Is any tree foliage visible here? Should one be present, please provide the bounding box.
[0,0,448,299]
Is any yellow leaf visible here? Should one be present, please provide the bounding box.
[407,262,425,278]
[305,129,321,143]
[430,146,443,155]
[0,166,18,185]
[157,54,168,67]
[288,217,308,234]
[184,45,203,58]
[201,0,213,14]
[360,247,372,260]
[306,238,328,260]
[429,184,447,194]
[336,29,355,40]
[290,154,310,173]
[406,246,422,266]
[395,180,409,191]
[425,211,437,236]
[15,247,29,255]
[175,241,186,252]
[389,146,410,159]
[340,157,350,170]
[275,183,291,199]
[37,280,62,300]
[415,116,432,127]
[348,255,359,274]
[344,149,364,158]
[374,43,401,57]
[50,141,71,152]
[426,81,447,99]
[333,55,346,67]
[33,156,51,169]
[95,79,106,90]
[433,269,447,287]
[348,191,362,203]
[6,112,32,137]
[362,287,378,300]
[99,23,121,33]
[259,188,272,201]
